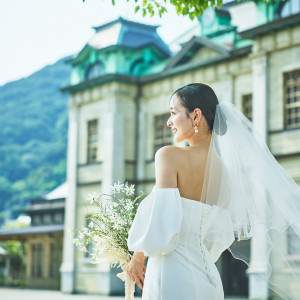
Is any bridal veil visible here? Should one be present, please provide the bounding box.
[200,101,300,299]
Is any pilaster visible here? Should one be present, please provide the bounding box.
[102,97,125,193]
[44,239,51,278]
[26,241,32,278]
[137,109,147,180]
[222,77,234,103]
[247,54,269,300]
[61,103,79,293]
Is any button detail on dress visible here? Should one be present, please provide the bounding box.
[199,206,217,287]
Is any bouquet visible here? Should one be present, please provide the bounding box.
[72,181,144,300]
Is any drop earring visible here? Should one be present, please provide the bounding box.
[194,123,198,133]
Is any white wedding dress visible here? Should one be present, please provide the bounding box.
[127,187,235,300]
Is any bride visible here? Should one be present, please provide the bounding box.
[126,83,300,299]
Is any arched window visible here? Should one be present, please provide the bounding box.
[276,0,300,19]
[85,61,104,80]
[130,58,145,75]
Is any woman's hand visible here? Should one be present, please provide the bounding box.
[126,252,147,291]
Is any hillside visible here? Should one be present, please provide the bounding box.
[0,57,71,223]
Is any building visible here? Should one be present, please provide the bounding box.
[61,0,300,298]
[0,183,66,289]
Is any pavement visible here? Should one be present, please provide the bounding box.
[0,288,248,300]
[0,288,135,300]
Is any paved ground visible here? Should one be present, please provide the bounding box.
[0,288,248,300]
[0,288,136,300]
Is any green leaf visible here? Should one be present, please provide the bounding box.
[135,5,140,13]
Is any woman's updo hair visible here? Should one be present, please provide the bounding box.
[172,83,219,133]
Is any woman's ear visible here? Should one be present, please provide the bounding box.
[193,108,202,123]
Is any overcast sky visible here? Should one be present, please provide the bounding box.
[0,0,198,86]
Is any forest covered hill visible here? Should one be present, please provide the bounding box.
[0,57,71,224]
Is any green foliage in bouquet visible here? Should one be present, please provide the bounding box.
[73,181,144,268]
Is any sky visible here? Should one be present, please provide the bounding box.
[0,0,198,86]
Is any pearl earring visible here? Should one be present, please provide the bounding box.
[194,123,198,133]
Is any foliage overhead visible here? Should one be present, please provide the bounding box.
[84,0,280,20]
[83,0,224,19]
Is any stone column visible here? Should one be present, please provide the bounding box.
[61,102,79,293]
[98,96,125,294]
[26,241,32,278]
[102,97,125,193]
[222,76,234,103]
[137,108,146,180]
[247,54,269,300]
[43,239,51,278]
[41,238,50,279]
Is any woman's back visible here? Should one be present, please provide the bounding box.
[173,144,211,202]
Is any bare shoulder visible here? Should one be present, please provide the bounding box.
[154,145,182,163]
[154,146,180,188]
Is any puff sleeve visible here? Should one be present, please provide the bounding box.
[127,188,183,257]
[202,206,235,263]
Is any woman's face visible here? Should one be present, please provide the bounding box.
[167,94,194,144]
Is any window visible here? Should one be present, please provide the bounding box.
[32,215,41,226]
[288,226,300,255]
[31,243,43,278]
[54,212,63,224]
[284,70,300,129]
[87,119,98,163]
[130,58,145,75]
[278,0,300,19]
[85,61,103,80]
[154,113,173,155]
[242,94,253,121]
[43,214,52,225]
[50,243,60,278]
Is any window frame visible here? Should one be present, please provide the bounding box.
[242,94,253,122]
[153,113,173,156]
[87,119,99,164]
[31,243,43,278]
[85,61,104,80]
[284,69,300,130]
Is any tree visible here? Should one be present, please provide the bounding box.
[132,0,225,19]
[84,0,276,20]
[83,0,225,19]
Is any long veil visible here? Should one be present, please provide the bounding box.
[200,101,300,299]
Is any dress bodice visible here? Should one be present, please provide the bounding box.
[127,188,234,263]
[179,197,212,243]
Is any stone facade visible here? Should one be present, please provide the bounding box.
[61,1,300,298]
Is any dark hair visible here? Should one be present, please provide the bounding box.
[172,83,219,132]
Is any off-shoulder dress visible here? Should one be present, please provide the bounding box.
[127,188,235,300]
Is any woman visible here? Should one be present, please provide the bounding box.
[126,83,300,299]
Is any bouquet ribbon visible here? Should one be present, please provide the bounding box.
[117,263,135,300]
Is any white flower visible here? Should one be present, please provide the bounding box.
[78,231,85,240]
[87,192,96,204]
[125,184,135,196]
[89,221,94,229]
[73,238,82,247]
[111,181,124,194]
